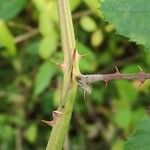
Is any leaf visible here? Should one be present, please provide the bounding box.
[34,61,56,96]
[124,117,150,150]
[112,138,124,150]
[83,0,102,17]
[26,40,40,55]
[113,107,131,129]
[130,108,145,127]
[0,124,14,141]
[32,0,59,59]
[24,124,38,143]
[91,29,104,47]
[70,0,81,11]
[0,0,26,20]
[80,16,97,32]
[101,0,150,50]
[39,13,57,36]
[0,20,16,56]
[116,80,138,103]
[39,34,58,60]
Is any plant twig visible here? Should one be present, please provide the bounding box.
[7,21,34,31]
[76,66,150,93]
[14,29,39,44]
[72,9,92,19]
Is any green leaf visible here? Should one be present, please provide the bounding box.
[112,138,124,150]
[114,107,131,129]
[124,117,150,150]
[70,0,81,11]
[0,124,14,141]
[24,124,38,143]
[26,40,40,55]
[91,29,104,47]
[0,0,26,20]
[0,20,16,56]
[80,16,97,32]
[130,108,145,127]
[33,0,59,59]
[83,0,102,17]
[39,13,57,36]
[101,0,150,50]
[116,80,138,103]
[39,34,58,59]
[34,61,56,96]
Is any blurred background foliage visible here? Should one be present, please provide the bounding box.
[0,0,150,150]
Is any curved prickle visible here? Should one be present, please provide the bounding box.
[42,110,63,127]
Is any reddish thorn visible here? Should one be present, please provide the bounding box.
[41,119,55,127]
[50,59,66,70]
[52,111,63,118]
[114,66,120,74]
[41,110,63,127]
[72,48,76,61]
[137,80,145,87]
[137,71,145,87]
[104,80,108,88]
[59,63,66,70]
[138,71,145,87]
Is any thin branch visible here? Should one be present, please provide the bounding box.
[7,21,34,31]
[72,9,92,19]
[76,67,150,93]
[14,29,39,44]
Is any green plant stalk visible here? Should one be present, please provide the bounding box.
[46,0,80,149]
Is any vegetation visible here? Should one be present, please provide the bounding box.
[0,0,150,150]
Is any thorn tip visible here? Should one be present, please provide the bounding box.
[104,80,108,88]
[59,63,67,70]
[41,119,54,127]
[114,66,120,74]
[137,65,143,72]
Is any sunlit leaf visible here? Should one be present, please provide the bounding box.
[0,20,16,56]
[80,16,97,32]
[91,29,103,47]
[70,0,81,11]
[34,61,56,96]
[39,34,58,60]
[24,124,38,143]
[83,0,102,17]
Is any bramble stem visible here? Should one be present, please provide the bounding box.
[77,73,150,83]
[45,0,79,150]
[76,70,150,93]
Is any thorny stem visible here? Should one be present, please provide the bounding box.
[45,0,79,150]
[78,73,150,83]
[76,67,150,93]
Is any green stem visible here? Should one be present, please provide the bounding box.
[46,0,80,149]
